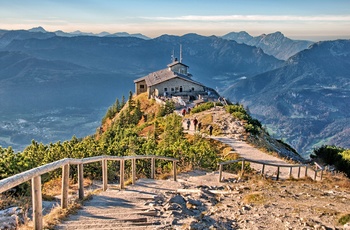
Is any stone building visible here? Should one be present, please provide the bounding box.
[134,59,218,101]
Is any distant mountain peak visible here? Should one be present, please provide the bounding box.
[28,26,47,33]
[97,31,111,37]
[222,31,313,60]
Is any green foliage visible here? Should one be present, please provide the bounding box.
[102,97,124,123]
[341,150,350,161]
[191,102,215,113]
[0,94,222,196]
[225,104,262,135]
[157,100,175,117]
[311,145,350,177]
[338,213,350,225]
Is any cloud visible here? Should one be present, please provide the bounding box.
[141,15,350,22]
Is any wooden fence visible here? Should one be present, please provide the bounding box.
[0,155,178,230]
[218,158,324,182]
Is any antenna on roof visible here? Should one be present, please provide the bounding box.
[180,44,183,63]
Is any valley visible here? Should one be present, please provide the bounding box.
[0,27,349,156]
[0,107,106,151]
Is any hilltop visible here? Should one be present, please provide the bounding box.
[99,92,304,165]
[1,92,350,229]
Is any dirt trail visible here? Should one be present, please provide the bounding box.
[182,116,312,180]
[54,171,234,230]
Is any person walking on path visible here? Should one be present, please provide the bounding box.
[193,118,198,131]
[197,122,202,132]
[208,125,213,136]
[181,108,186,117]
[186,119,191,130]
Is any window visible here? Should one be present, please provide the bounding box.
[171,88,174,92]
[164,88,168,92]
[192,87,195,91]
[140,85,145,89]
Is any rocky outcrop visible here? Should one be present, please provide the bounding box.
[0,207,26,230]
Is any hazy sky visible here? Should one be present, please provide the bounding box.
[1,0,350,41]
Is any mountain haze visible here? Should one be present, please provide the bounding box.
[223,40,350,156]
[222,31,313,60]
[0,29,282,151]
[0,28,348,157]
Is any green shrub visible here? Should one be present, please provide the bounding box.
[225,104,261,135]
[311,145,350,177]
[191,102,215,113]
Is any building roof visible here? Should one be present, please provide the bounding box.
[134,67,204,88]
[167,61,189,68]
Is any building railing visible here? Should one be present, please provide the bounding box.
[218,158,324,182]
[0,155,178,230]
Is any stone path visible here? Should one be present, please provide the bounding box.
[212,136,312,180]
[55,179,182,229]
[55,116,318,229]
[182,118,314,180]
[54,171,234,230]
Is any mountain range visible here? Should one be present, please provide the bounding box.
[0,27,348,157]
[0,28,282,151]
[223,40,350,155]
[222,31,314,60]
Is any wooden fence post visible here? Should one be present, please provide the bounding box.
[120,160,125,189]
[219,164,223,182]
[78,164,84,200]
[61,164,69,209]
[305,166,308,178]
[241,160,245,175]
[102,159,108,191]
[276,166,280,181]
[320,170,323,180]
[151,157,155,179]
[289,167,293,178]
[32,176,42,230]
[132,158,136,185]
[314,170,317,181]
[261,164,265,175]
[173,160,177,181]
[297,166,301,178]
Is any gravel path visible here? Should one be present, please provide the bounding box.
[55,111,322,229]
[182,118,313,180]
[211,136,312,180]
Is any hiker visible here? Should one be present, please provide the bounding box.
[182,108,186,117]
[197,122,202,131]
[186,119,191,130]
[187,107,191,114]
[208,125,213,136]
[193,118,198,131]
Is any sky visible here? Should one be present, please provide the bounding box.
[1,0,350,41]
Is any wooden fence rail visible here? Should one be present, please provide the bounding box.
[218,158,324,182]
[0,155,178,230]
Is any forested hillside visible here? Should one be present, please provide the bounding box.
[0,93,226,194]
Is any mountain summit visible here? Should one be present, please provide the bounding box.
[222,31,313,60]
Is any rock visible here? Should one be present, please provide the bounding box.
[187,198,202,207]
[166,203,182,211]
[0,207,26,230]
[172,218,180,225]
[0,216,18,230]
[344,223,350,230]
[242,205,251,211]
[169,194,186,206]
